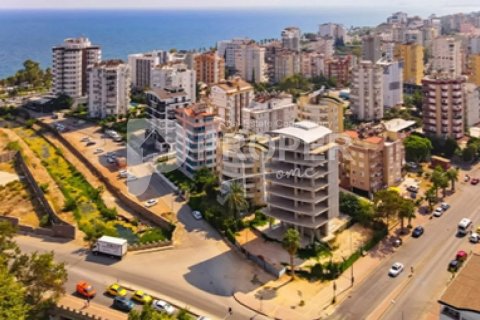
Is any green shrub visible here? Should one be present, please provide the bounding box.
[62,198,76,212]
[39,183,49,193]
[225,229,236,244]
[138,228,167,244]
[39,214,50,227]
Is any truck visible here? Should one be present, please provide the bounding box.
[92,236,128,259]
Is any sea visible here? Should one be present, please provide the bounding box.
[0,7,445,78]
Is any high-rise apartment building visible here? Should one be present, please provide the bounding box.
[210,78,254,130]
[297,90,345,134]
[377,58,404,108]
[151,63,196,102]
[52,37,101,98]
[273,50,301,83]
[362,35,382,63]
[422,74,466,139]
[281,27,301,52]
[87,60,130,119]
[265,121,339,242]
[394,43,424,85]
[194,51,225,85]
[326,55,352,87]
[128,51,168,90]
[431,37,462,77]
[318,23,346,41]
[175,103,217,178]
[350,61,384,121]
[300,52,326,79]
[464,83,480,128]
[242,93,297,134]
[469,54,480,86]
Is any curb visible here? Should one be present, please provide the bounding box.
[232,293,274,320]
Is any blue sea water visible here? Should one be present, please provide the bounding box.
[0,8,410,78]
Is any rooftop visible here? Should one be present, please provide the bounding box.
[147,87,188,100]
[439,253,480,312]
[272,121,331,144]
[383,118,416,133]
[215,78,253,93]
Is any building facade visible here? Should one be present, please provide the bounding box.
[297,90,345,134]
[351,61,384,121]
[394,43,424,85]
[128,51,168,90]
[265,121,339,243]
[151,63,196,102]
[422,74,466,139]
[273,50,301,83]
[52,37,101,98]
[362,35,382,63]
[87,60,131,119]
[281,27,301,52]
[194,51,225,85]
[431,37,462,77]
[377,58,404,108]
[326,55,352,87]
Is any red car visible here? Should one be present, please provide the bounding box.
[471,178,479,185]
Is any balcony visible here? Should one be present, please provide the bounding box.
[263,207,328,229]
[268,175,329,192]
[267,195,329,216]
[267,185,329,203]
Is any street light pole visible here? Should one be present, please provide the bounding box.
[350,229,355,286]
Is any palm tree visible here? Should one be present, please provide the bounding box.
[425,187,436,212]
[282,228,300,279]
[446,168,459,192]
[430,168,445,199]
[225,182,249,221]
[399,198,416,230]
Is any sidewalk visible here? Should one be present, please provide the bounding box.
[55,295,128,320]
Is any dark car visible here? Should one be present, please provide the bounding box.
[412,226,424,238]
[471,178,480,185]
[448,260,461,272]
[86,141,96,146]
[113,296,134,312]
[392,237,403,247]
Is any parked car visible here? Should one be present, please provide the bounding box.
[86,141,96,146]
[470,232,480,243]
[118,170,128,178]
[406,185,419,193]
[412,226,424,238]
[113,296,134,312]
[131,290,152,304]
[197,317,211,320]
[76,281,96,299]
[391,237,403,247]
[192,210,203,220]
[152,299,175,315]
[433,207,444,217]
[80,137,90,142]
[448,259,461,272]
[126,175,137,182]
[144,199,158,208]
[456,250,468,262]
[107,157,116,164]
[388,262,404,277]
[94,148,104,154]
[106,283,127,297]
[440,202,450,211]
[471,178,480,185]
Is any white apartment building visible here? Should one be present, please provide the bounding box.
[219,133,267,207]
[244,45,267,83]
[175,103,217,178]
[362,35,382,63]
[281,27,301,52]
[242,93,297,134]
[377,58,404,108]
[265,121,339,242]
[150,63,196,102]
[128,51,169,90]
[465,83,480,128]
[318,23,346,41]
[87,60,130,119]
[210,78,254,130]
[217,38,252,68]
[405,29,424,45]
[351,60,384,121]
[431,37,462,77]
[300,52,326,79]
[470,36,480,54]
[145,87,192,150]
[52,37,101,98]
[273,50,301,83]
[303,38,335,59]
[387,12,408,25]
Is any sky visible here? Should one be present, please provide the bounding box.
[0,0,479,11]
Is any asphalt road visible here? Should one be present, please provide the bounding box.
[331,168,480,320]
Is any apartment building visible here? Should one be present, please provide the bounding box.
[194,51,225,85]
[281,27,301,52]
[297,90,345,134]
[219,133,267,207]
[210,78,254,130]
[87,60,130,119]
[377,58,404,108]
[128,51,168,90]
[242,93,297,134]
[303,38,335,59]
[242,44,267,83]
[431,37,462,77]
[326,56,352,87]
[422,74,467,140]
[464,83,480,128]
[300,52,326,79]
[217,38,252,69]
[175,103,217,178]
[470,36,480,54]
[52,37,101,98]
[318,23,346,41]
[350,60,384,121]
[394,43,424,85]
[273,50,301,83]
[337,127,405,196]
[151,63,196,102]
[264,121,339,242]
[362,35,382,63]
[145,87,192,150]
[469,54,480,86]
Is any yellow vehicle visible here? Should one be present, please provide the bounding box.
[106,283,127,297]
[131,290,152,304]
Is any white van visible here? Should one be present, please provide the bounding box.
[458,218,472,236]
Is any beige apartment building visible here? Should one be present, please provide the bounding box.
[218,133,267,207]
[394,43,424,85]
[273,50,301,83]
[265,121,339,242]
[210,78,254,130]
[194,51,225,85]
[338,128,405,196]
[422,74,466,140]
[297,90,345,134]
[350,60,384,121]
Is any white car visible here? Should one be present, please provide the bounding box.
[388,262,404,277]
[470,232,480,243]
[118,170,128,178]
[94,148,104,154]
[144,199,158,208]
[80,137,90,142]
[433,207,444,217]
[192,210,203,220]
[126,175,137,182]
[152,300,175,315]
[197,317,211,320]
[440,202,450,210]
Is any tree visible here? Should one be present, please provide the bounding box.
[339,192,374,226]
[446,168,459,192]
[424,187,436,212]
[431,167,447,199]
[398,199,416,230]
[462,145,477,162]
[225,181,249,222]
[373,189,401,228]
[282,228,300,279]
[193,167,217,196]
[0,265,29,320]
[403,135,433,163]
[129,304,176,319]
